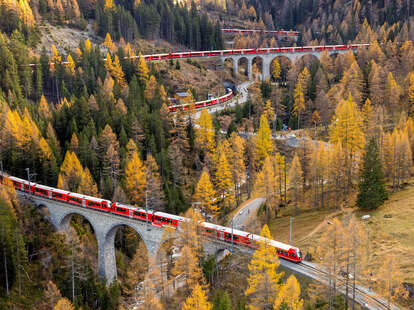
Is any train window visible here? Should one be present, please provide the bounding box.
[204,229,213,234]
[36,188,49,195]
[53,192,63,198]
[116,207,126,212]
[70,197,82,204]
[134,211,146,217]
[233,236,239,241]
[88,201,101,207]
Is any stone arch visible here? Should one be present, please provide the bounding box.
[102,222,150,283]
[237,56,249,77]
[252,56,263,80]
[269,55,292,82]
[59,211,98,233]
[299,53,320,67]
[223,57,236,75]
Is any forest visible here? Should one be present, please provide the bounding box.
[0,0,414,309]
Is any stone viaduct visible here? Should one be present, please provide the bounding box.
[20,194,243,284]
[220,48,349,81]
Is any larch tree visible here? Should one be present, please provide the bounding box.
[144,75,158,101]
[272,59,281,81]
[137,259,164,310]
[254,114,274,166]
[124,151,146,205]
[104,32,115,52]
[288,154,303,214]
[329,94,365,190]
[263,100,275,124]
[111,55,126,87]
[339,60,364,105]
[356,138,388,210]
[254,156,276,221]
[245,225,283,310]
[104,52,113,72]
[229,132,246,203]
[54,298,75,310]
[182,284,212,310]
[57,151,84,192]
[38,95,52,119]
[66,55,75,75]
[297,67,311,99]
[407,72,414,115]
[137,52,149,84]
[124,241,149,298]
[293,82,305,129]
[84,39,92,52]
[214,151,235,208]
[385,72,401,112]
[273,275,303,310]
[193,170,217,217]
[145,154,165,211]
[196,108,215,155]
[78,168,99,197]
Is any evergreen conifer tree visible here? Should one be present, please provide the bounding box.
[356,138,388,210]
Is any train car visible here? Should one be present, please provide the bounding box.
[67,192,111,212]
[8,176,33,193]
[33,183,69,202]
[110,202,148,219]
[200,222,302,263]
[153,211,185,227]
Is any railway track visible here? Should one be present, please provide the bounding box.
[299,261,398,310]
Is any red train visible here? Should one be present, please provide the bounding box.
[169,89,233,112]
[221,28,300,36]
[1,174,302,263]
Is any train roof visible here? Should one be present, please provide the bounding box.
[8,176,30,184]
[35,183,70,195]
[113,201,147,213]
[154,211,186,221]
[68,192,111,203]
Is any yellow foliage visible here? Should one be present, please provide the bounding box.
[182,284,212,310]
[57,151,84,191]
[245,225,283,310]
[137,52,149,84]
[144,75,158,100]
[196,109,215,154]
[124,151,146,205]
[193,170,217,216]
[38,95,52,119]
[84,39,92,52]
[79,168,99,197]
[104,0,114,10]
[254,114,273,165]
[273,275,303,310]
[263,100,275,122]
[54,297,74,310]
[104,33,115,52]
[66,55,75,75]
[215,151,235,207]
[111,55,126,87]
[272,59,281,80]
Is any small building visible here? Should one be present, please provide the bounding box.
[174,91,193,104]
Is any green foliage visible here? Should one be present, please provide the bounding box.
[213,290,232,310]
[202,254,217,284]
[357,138,388,210]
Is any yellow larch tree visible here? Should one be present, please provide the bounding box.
[144,75,158,101]
[38,95,52,119]
[193,170,217,216]
[272,59,281,81]
[229,132,246,202]
[293,81,305,128]
[254,156,276,220]
[275,152,288,206]
[104,32,115,52]
[297,67,311,99]
[137,52,149,84]
[126,139,138,160]
[54,298,74,310]
[84,39,92,52]
[136,259,164,310]
[182,284,212,310]
[78,168,99,197]
[263,100,275,123]
[111,55,126,87]
[69,132,79,153]
[18,0,35,26]
[288,153,303,211]
[254,114,274,166]
[51,45,61,68]
[104,0,114,9]
[339,60,364,105]
[124,151,146,205]
[215,151,235,208]
[385,72,401,112]
[245,225,283,310]
[57,151,84,192]
[195,108,215,155]
[273,274,303,310]
[329,94,365,188]
[104,52,113,72]
[407,72,414,115]
[66,55,75,75]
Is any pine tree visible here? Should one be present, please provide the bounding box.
[245,225,283,310]
[213,290,232,310]
[145,154,165,211]
[124,151,146,205]
[254,114,273,166]
[182,284,212,310]
[193,170,217,216]
[357,138,388,210]
[273,275,303,310]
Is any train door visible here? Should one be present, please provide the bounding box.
[219,231,225,241]
[129,210,133,218]
[49,191,52,199]
[82,199,86,208]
